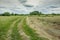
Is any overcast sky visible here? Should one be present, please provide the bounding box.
[0,0,60,14]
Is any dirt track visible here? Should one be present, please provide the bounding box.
[17,18,30,40]
[27,17,60,40]
[5,17,30,40]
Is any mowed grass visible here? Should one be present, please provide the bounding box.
[0,16,20,40]
[36,16,60,40]
[41,16,60,24]
[37,16,60,25]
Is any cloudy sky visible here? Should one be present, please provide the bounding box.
[0,0,60,14]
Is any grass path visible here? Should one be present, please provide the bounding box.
[17,17,30,40]
[2,16,31,40]
[11,17,22,40]
[5,18,20,40]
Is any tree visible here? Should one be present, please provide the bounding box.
[15,13,18,16]
[30,11,42,15]
[52,13,56,15]
[3,12,11,16]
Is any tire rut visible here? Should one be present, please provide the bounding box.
[5,18,20,40]
[17,18,30,40]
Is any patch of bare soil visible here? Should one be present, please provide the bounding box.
[26,17,60,40]
[17,18,30,40]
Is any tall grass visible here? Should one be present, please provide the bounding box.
[0,16,20,40]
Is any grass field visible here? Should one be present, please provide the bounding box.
[0,16,60,40]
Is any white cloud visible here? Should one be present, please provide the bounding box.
[25,0,40,6]
[0,0,28,14]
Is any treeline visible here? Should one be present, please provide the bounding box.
[29,11,60,16]
[0,12,16,16]
[0,12,27,16]
[0,11,60,16]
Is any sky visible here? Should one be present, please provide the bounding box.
[0,0,60,14]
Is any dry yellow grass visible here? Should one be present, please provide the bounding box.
[27,16,60,40]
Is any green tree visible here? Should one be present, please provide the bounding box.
[52,13,56,15]
[3,12,11,16]
[30,11,42,15]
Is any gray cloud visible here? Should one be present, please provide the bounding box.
[0,0,60,14]
[48,6,58,8]
[19,0,27,3]
[24,5,33,7]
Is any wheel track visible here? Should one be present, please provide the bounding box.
[17,17,30,40]
[5,17,20,40]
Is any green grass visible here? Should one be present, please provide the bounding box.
[0,16,20,40]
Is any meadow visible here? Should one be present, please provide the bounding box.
[0,16,60,40]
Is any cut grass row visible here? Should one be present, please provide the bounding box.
[0,16,20,40]
[11,17,23,40]
[22,17,48,40]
